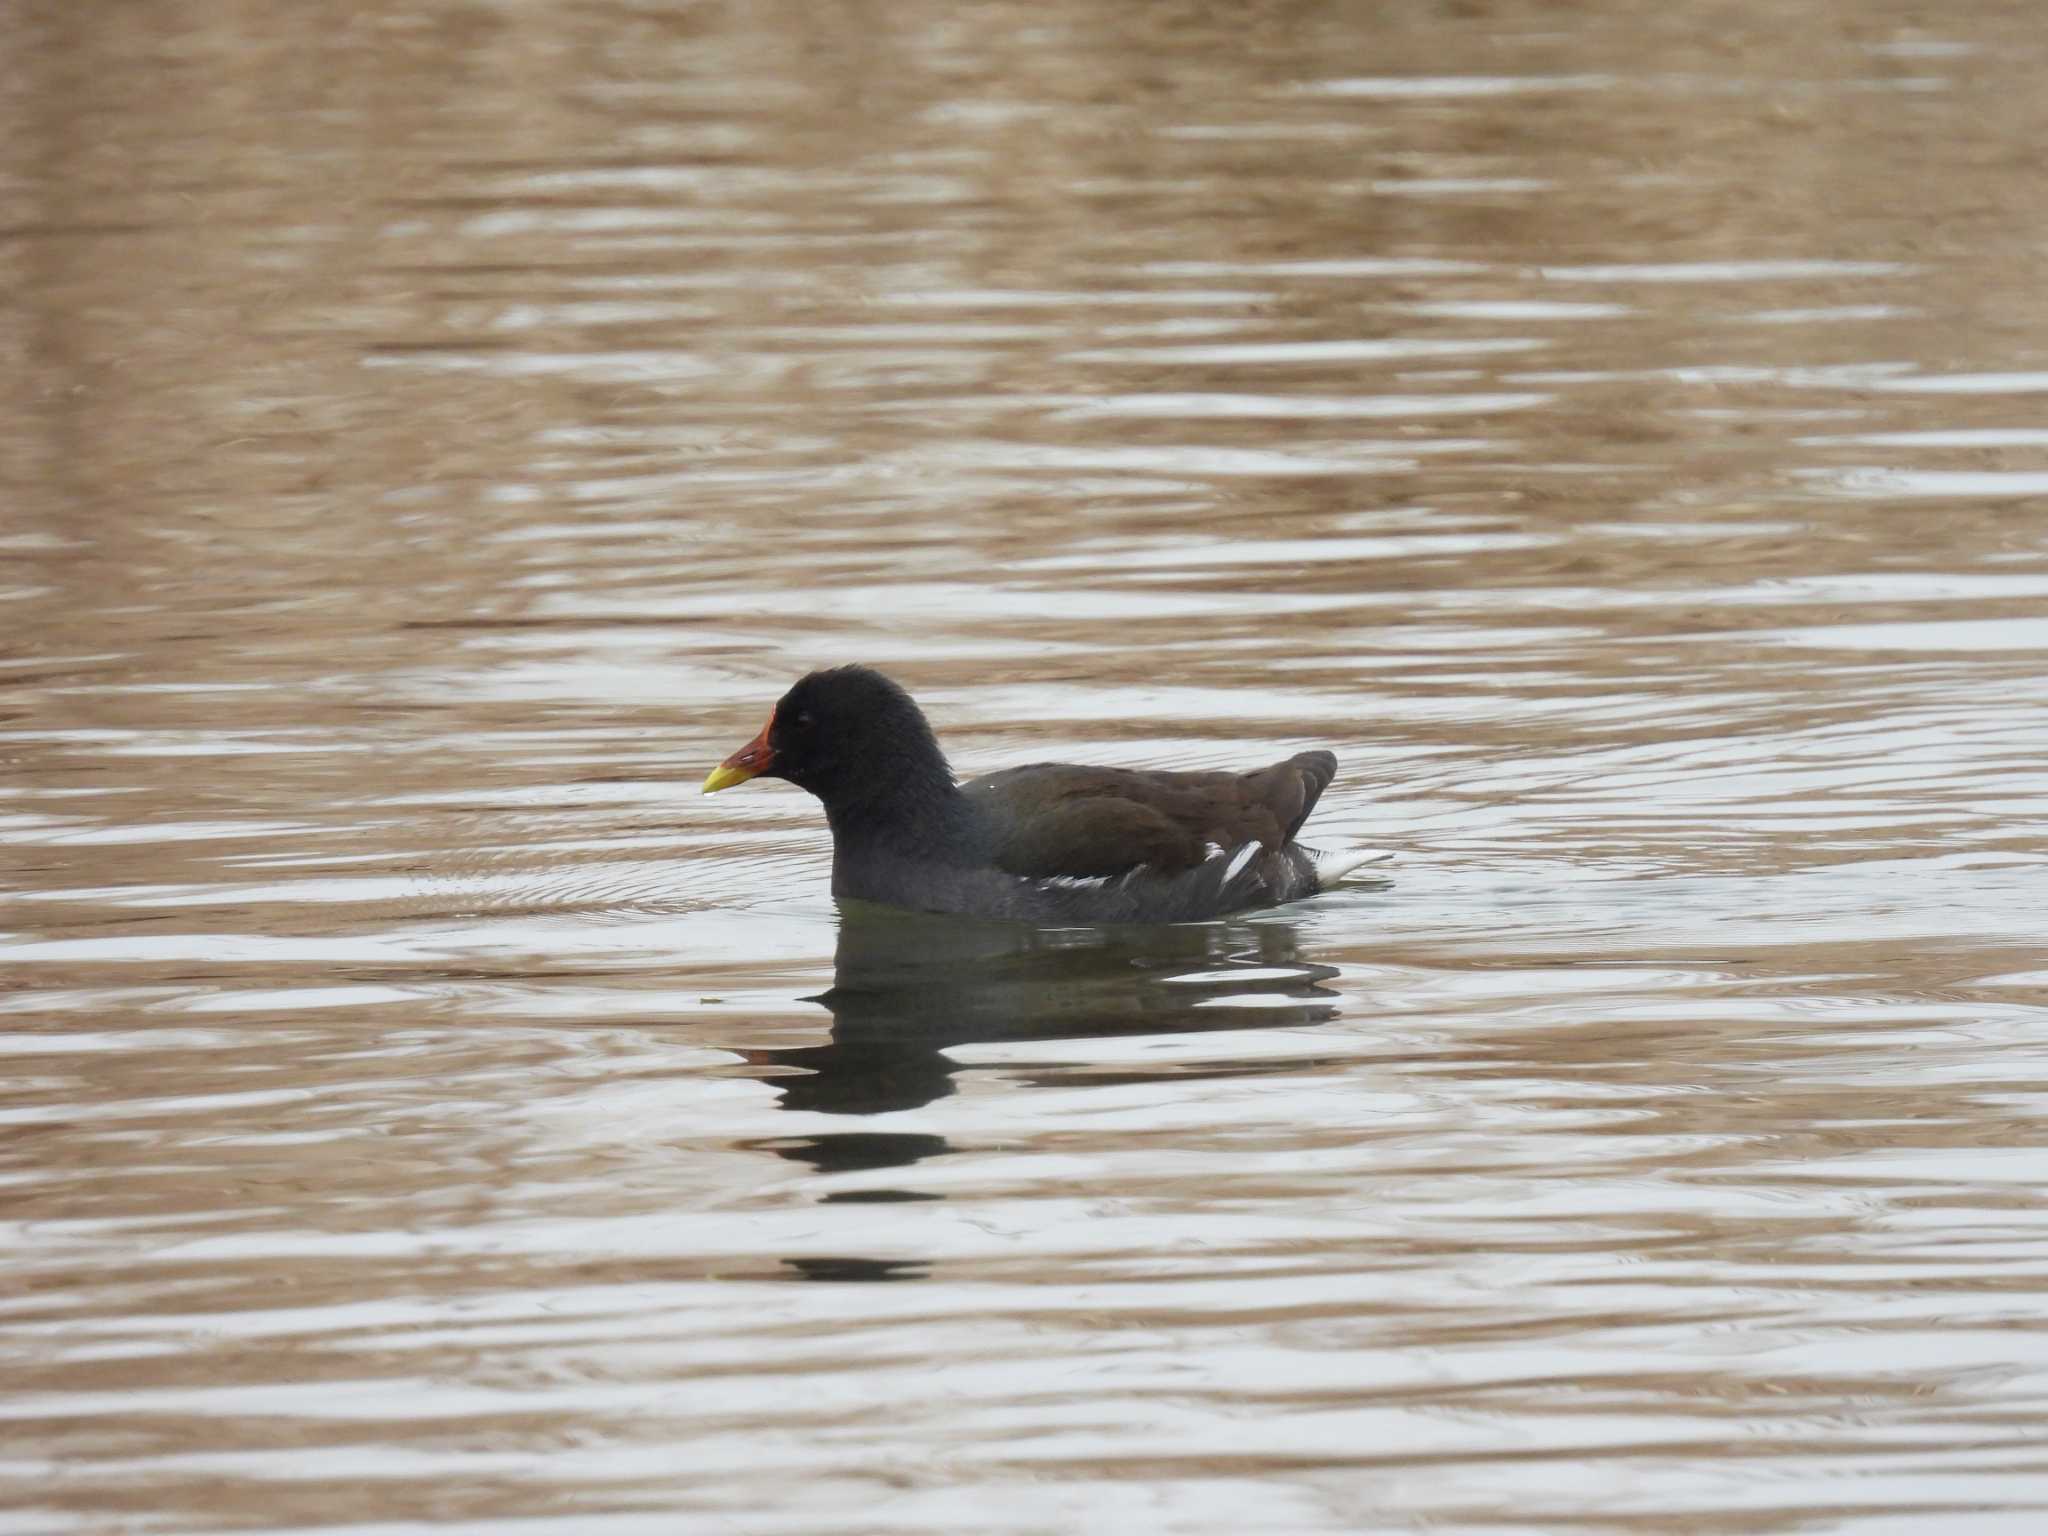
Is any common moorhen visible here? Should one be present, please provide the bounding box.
[702,666,1388,922]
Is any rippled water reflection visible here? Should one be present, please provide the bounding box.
[8,1,2048,1531]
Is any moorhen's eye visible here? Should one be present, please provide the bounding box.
[795,711,814,729]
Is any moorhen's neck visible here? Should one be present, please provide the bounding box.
[818,738,980,865]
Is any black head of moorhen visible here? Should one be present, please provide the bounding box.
[702,665,1387,922]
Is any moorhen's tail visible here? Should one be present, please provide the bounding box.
[1258,749,1338,845]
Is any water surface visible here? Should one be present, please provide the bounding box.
[7,2,2048,1531]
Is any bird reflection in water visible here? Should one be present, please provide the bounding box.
[744,901,1344,1161]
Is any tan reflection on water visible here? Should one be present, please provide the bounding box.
[7,1,2048,1531]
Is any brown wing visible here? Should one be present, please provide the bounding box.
[965,751,1338,881]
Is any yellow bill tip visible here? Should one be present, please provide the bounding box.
[701,762,757,795]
